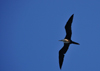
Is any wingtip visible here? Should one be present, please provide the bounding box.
[69,14,74,19]
[60,66,62,69]
[59,64,62,69]
[59,52,64,70]
[72,14,74,17]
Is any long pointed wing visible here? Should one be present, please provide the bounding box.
[65,14,74,39]
[59,43,70,69]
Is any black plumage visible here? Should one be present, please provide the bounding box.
[59,14,79,69]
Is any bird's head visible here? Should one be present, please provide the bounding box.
[59,40,64,41]
[59,39,70,43]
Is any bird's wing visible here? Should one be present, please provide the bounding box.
[65,14,74,39]
[59,43,70,69]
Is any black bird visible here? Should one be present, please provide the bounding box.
[59,14,80,69]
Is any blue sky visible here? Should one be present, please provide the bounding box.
[0,0,100,71]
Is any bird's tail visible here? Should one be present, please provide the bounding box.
[71,41,80,45]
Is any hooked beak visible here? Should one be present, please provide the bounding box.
[59,40,63,41]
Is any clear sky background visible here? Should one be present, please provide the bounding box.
[0,0,100,71]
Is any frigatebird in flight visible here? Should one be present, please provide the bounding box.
[59,14,80,69]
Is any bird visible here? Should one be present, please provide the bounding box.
[59,14,80,69]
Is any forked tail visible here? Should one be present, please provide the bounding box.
[72,41,80,45]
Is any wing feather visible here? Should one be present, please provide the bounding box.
[65,14,74,39]
[59,43,70,69]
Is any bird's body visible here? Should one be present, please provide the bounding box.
[59,39,70,43]
[59,14,79,69]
